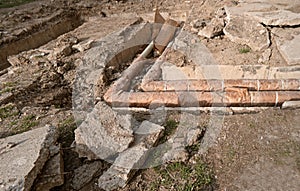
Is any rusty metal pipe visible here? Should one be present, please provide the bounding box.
[104,90,300,108]
[141,79,300,92]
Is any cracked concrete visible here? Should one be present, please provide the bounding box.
[0,125,58,191]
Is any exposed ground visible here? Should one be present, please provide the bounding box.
[0,0,299,191]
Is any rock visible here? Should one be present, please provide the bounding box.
[198,17,224,38]
[0,125,58,191]
[246,10,300,26]
[33,152,64,191]
[134,120,164,148]
[275,33,300,65]
[74,101,134,160]
[72,40,94,52]
[223,15,270,51]
[98,121,164,190]
[282,101,300,109]
[71,161,104,190]
[98,145,148,191]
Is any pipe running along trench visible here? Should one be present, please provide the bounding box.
[103,14,300,108]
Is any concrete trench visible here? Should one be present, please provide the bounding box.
[0,10,83,70]
[102,22,300,108]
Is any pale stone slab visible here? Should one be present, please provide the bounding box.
[98,145,148,191]
[223,15,270,51]
[75,101,134,160]
[98,121,164,191]
[224,3,273,18]
[0,125,58,191]
[277,34,300,65]
[246,10,300,26]
[134,120,164,148]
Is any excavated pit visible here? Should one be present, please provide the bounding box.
[100,23,300,108]
[0,10,83,70]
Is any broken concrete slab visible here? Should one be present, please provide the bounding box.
[282,101,300,109]
[98,121,164,190]
[74,101,134,160]
[223,15,270,51]
[134,120,164,148]
[275,33,300,65]
[246,10,300,26]
[98,145,148,191]
[224,3,274,18]
[71,161,104,190]
[0,125,58,191]
[73,20,151,120]
[198,17,224,38]
[33,152,64,191]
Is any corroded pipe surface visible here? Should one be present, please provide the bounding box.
[104,91,300,108]
[141,79,300,92]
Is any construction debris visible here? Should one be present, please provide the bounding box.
[0,125,59,191]
[223,15,270,51]
[74,101,134,160]
[98,121,164,191]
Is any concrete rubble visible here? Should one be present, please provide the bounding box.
[0,125,60,191]
[73,20,151,119]
[98,145,148,191]
[74,101,134,160]
[98,120,164,191]
[133,120,164,148]
[223,15,270,51]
